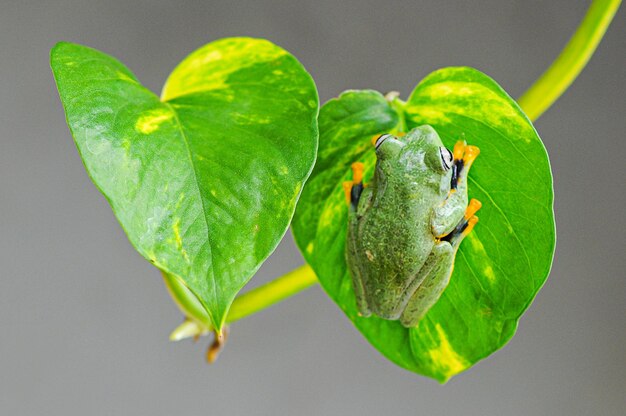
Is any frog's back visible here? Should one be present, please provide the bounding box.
[352,172,441,318]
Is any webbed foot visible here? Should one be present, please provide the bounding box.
[451,140,480,190]
[343,162,365,208]
[442,198,482,248]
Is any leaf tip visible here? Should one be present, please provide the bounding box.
[50,41,74,59]
[50,41,87,72]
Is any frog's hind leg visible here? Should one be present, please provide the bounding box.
[344,160,371,318]
[342,162,365,209]
[401,199,481,327]
[400,242,455,328]
[346,251,372,318]
[442,198,481,249]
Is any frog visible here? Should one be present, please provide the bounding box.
[343,125,481,327]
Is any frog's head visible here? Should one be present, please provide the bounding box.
[373,126,453,176]
[403,125,453,175]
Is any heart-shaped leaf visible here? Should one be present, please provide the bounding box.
[292,68,555,382]
[52,38,319,331]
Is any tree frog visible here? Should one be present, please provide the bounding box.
[344,125,481,327]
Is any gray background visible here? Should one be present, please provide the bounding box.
[1,0,624,415]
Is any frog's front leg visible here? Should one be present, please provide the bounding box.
[432,140,480,237]
[450,140,479,192]
[400,241,455,327]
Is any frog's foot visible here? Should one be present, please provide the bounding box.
[450,140,480,190]
[343,162,365,208]
[206,326,229,363]
[442,198,482,249]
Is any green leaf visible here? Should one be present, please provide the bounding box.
[52,38,319,331]
[293,68,555,382]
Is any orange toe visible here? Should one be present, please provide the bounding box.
[463,145,480,165]
[462,215,479,237]
[453,140,467,160]
[343,181,352,204]
[464,198,482,219]
[351,162,364,184]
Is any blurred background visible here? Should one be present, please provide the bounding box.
[1,0,624,414]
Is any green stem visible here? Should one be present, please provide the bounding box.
[518,0,621,121]
[167,265,318,339]
[175,0,620,330]
[225,264,317,323]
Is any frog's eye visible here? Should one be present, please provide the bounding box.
[440,147,453,170]
[373,134,392,149]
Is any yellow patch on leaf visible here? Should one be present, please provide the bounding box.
[427,324,469,381]
[466,233,497,284]
[161,38,287,100]
[135,109,173,134]
[172,218,189,262]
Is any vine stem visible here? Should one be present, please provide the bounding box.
[171,0,620,334]
[225,264,317,322]
[517,0,621,120]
